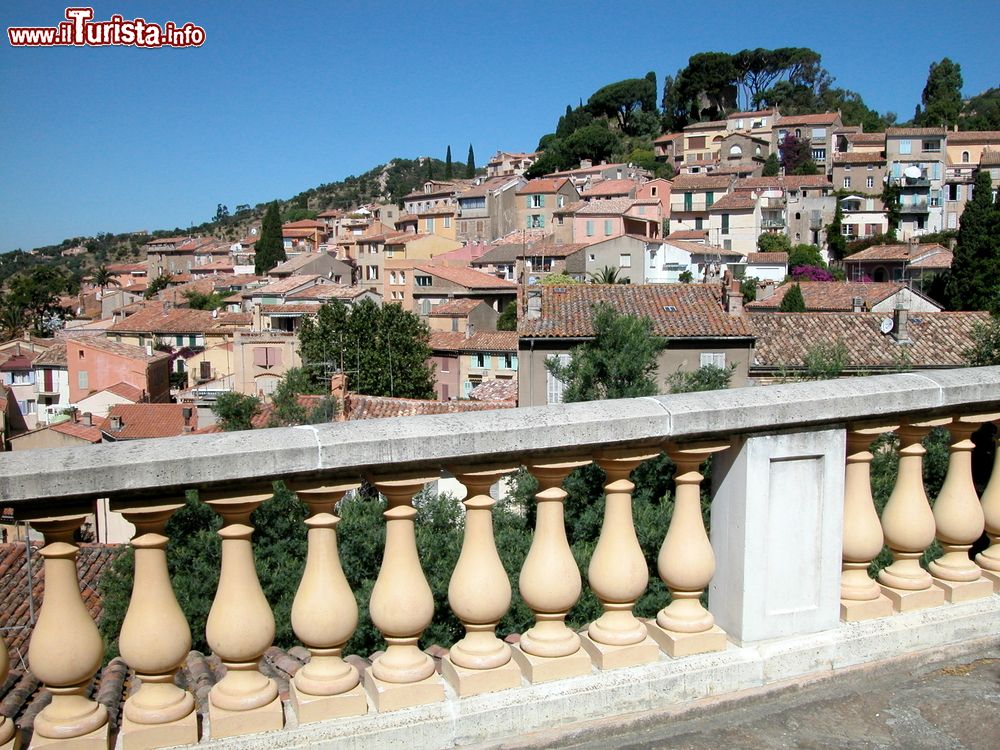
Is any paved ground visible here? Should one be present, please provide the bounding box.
[483,643,1000,750]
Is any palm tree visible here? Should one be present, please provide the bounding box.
[588,265,628,284]
[91,265,121,298]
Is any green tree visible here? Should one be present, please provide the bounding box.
[678,270,694,283]
[881,182,902,240]
[91,265,121,297]
[539,272,581,286]
[915,58,964,128]
[779,282,806,312]
[788,243,824,270]
[561,124,621,166]
[211,391,261,431]
[183,290,226,310]
[497,301,517,331]
[267,367,337,427]
[143,273,173,300]
[545,304,667,401]
[2,266,71,335]
[792,159,819,176]
[588,266,628,284]
[298,298,435,398]
[945,170,999,311]
[254,201,286,275]
[825,202,847,260]
[740,276,759,302]
[961,87,1000,131]
[757,233,791,253]
[761,153,780,176]
[667,363,735,393]
[465,144,476,179]
[965,313,1000,365]
[586,78,657,135]
[801,338,848,379]
[444,145,453,179]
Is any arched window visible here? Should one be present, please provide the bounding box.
[795,212,801,220]
[795,129,802,138]
[754,146,762,156]
[729,145,743,158]
[962,151,970,163]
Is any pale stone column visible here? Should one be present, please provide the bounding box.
[648,443,729,657]
[928,416,994,601]
[203,491,283,738]
[1,642,20,750]
[877,421,946,612]
[840,428,894,621]
[111,500,197,750]
[288,482,367,723]
[580,449,660,670]
[511,459,593,684]
[977,419,1000,591]
[27,514,109,750]
[441,465,523,696]
[365,474,445,712]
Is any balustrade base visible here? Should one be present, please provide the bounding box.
[579,633,660,670]
[840,595,893,622]
[931,577,994,603]
[30,724,107,750]
[290,682,368,724]
[207,695,283,739]
[120,712,198,750]
[982,569,1000,593]
[879,584,945,613]
[645,622,728,658]
[363,671,444,712]
[441,656,523,697]
[510,644,592,684]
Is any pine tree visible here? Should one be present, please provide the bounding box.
[465,143,476,178]
[916,58,964,128]
[254,201,285,275]
[762,153,780,176]
[445,145,453,179]
[779,283,806,312]
[945,170,1000,311]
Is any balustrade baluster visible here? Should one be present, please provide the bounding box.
[648,444,729,657]
[511,459,593,683]
[877,421,946,612]
[840,428,894,621]
[365,474,444,711]
[1,643,20,750]
[441,465,523,696]
[928,416,994,601]
[289,482,367,723]
[977,418,1000,591]
[112,500,197,750]
[26,514,109,750]
[581,449,660,669]
[203,491,283,738]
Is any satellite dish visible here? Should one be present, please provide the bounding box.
[903,165,922,180]
[880,318,894,334]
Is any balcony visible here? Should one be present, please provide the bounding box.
[2,370,1000,749]
[760,216,785,229]
[900,200,930,214]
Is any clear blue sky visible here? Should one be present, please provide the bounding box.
[2,0,997,253]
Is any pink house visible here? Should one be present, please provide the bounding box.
[573,198,662,245]
[66,336,171,404]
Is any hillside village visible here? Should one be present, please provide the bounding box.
[3,108,1000,457]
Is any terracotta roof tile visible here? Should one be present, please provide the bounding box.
[413,265,517,290]
[429,331,517,352]
[50,415,108,442]
[980,151,1000,166]
[746,282,910,312]
[886,127,948,137]
[665,239,744,258]
[666,230,708,241]
[107,305,221,335]
[104,382,145,401]
[709,192,757,211]
[517,177,569,195]
[670,174,732,190]
[750,311,989,370]
[947,131,1000,143]
[344,394,514,420]
[103,404,197,440]
[519,284,753,339]
[469,378,518,402]
[581,179,640,197]
[518,242,588,259]
[845,243,951,264]
[249,275,323,296]
[776,112,840,127]
[747,252,788,264]
[575,198,634,215]
[75,336,170,363]
[428,299,484,316]
[832,152,886,164]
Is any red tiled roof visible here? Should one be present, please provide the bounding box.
[0,353,35,372]
[683,119,727,130]
[886,127,947,137]
[281,219,326,230]
[665,240,744,258]
[75,336,170,363]
[50,414,108,442]
[33,341,67,367]
[670,174,732,190]
[518,242,588,259]
[653,132,683,144]
[581,179,640,197]
[980,151,1000,166]
[429,331,517,353]
[413,265,517,290]
[947,131,1000,143]
[575,198,634,215]
[344,394,514,420]
[666,230,708,241]
[750,312,989,370]
[846,133,886,145]
[429,298,484,316]
[832,152,886,164]
[708,192,757,211]
[777,112,840,127]
[261,304,320,314]
[282,228,320,239]
[103,404,197,440]
[518,285,753,339]
[108,305,221,335]
[249,275,323,296]
[517,178,569,194]
[746,282,910,312]
[469,378,518,402]
[104,381,145,401]
[844,243,951,264]
[747,252,788,264]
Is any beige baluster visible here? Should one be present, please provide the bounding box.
[928,416,994,601]
[840,428,894,621]
[977,417,1000,591]
[203,490,283,738]
[511,459,593,684]
[288,482,367,723]
[647,443,729,657]
[441,465,523,696]
[112,500,198,750]
[364,474,445,712]
[1,642,20,750]
[877,421,946,612]
[580,449,660,670]
[26,514,109,750]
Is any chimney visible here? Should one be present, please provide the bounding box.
[851,296,864,313]
[579,159,592,169]
[182,407,193,432]
[110,415,123,432]
[82,412,92,427]
[892,301,910,343]
[330,372,347,402]
[466,321,475,340]
[726,289,744,315]
[526,288,542,319]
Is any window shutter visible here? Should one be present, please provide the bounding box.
[539,215,545,228]
[539,195,545,208]
[253,347,268,366]
[526,196,532,208]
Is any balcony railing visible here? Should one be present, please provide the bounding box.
[2,369,1000,749]
[900,201,930,214]
[761,218,785,229]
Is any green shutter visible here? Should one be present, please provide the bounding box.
[539,215,545,228]
[706,191,714,207]
[526,196,532,208]
[539,194,546,207]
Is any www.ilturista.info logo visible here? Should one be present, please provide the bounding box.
[8,7,205,48]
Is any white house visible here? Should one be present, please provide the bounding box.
[745,252,788,282]
[647,239,746,284]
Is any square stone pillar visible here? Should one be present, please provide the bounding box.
[710,428,846,645]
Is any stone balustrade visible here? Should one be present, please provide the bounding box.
[3,368,1000,750]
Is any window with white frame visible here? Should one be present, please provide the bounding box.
[619,254,631,268]
[415,275,432,287]
[867,176,875,189]
[530,194,543,208]
[843,177,851,188]
[700,352,726,368]
[899,140,912,155]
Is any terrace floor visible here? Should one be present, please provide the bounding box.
[490,642,1000,750]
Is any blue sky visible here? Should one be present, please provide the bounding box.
[1,0,998,252]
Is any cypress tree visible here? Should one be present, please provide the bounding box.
[945,170,1000,311]
[762,153,780,177]
[254,201,285,275]
[779,283,806,312]
[445,145,453,179]
[826,202,847,260]
[465,143,476,178]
